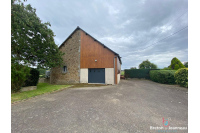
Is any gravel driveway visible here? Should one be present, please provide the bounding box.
[12,79,188,133]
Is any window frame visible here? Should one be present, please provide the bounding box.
[63,66,67,73]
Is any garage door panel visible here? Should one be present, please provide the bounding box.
[88,68,105,83]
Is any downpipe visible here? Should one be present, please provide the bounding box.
[114,56,117,84]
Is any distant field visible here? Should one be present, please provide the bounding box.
[121,70,124,76]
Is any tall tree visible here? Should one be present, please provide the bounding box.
[139,60,157,69]
[11,0,64,92]
[11,0,63,68]
[169,57,185,70]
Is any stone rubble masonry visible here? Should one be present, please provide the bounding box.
[21,86,37,92]
[50,30,81,84]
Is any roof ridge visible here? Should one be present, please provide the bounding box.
[59,26,122,64]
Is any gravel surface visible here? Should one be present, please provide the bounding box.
[12,79,188,133]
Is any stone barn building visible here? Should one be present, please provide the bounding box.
[50,26,122,85]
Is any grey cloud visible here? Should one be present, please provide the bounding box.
[26,0,188,69]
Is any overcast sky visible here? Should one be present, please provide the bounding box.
[25,0,188,70]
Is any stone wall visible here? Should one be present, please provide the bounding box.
[39,78,50,83]
[21,86,37,92]
[50,30,81,84]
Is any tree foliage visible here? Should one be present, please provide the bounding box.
[184,62,188,68]
[139,60,158,69]
[130,67,137,69]
[169,57,185,70]
[11,0,64,92]
[11,0,63,68]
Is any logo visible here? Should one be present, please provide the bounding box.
[162,118,170,127]
[150,117,187,132]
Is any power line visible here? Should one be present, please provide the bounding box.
[136,9,188,48]
[128,25,188,54]
[149,10,188,43]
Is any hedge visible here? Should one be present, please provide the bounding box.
[150,70,176,84]
[174,68,188,88]
[23,68,40,87]
[11,63,30,92]
[125,69,160,79]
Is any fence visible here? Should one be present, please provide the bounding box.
[124,69,160,79]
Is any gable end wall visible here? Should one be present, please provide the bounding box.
[50,30,81,84]
[80,30,115,68]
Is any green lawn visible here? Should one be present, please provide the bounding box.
[121,70,124,76]
[11,83,71,103]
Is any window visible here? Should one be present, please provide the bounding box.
[63,66,67,73]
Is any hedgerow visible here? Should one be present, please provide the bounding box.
[150,70,176,84]
[174,68,188,88]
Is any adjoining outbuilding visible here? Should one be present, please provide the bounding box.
[50,26,122,85]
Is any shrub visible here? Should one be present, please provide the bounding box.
[174,68,188,88]
[169,57,185,70]
[23,68,40,87]
[150,70,176,84]
[11,63,30,92]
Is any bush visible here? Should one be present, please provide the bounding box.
[23,68,40,87]
[11,63,30,92]
[150,70,176,84]
[169,57,185,70]
[174,68,188,88]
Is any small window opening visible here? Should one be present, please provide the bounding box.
[63,66,67,73]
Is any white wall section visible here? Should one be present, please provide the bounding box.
[117,74,120,84]
[80,68,88,83]
[81,68,116,84]
[105,68,114,85]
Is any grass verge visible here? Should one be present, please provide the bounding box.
[121,70,124,76]
[11,83,71,103]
